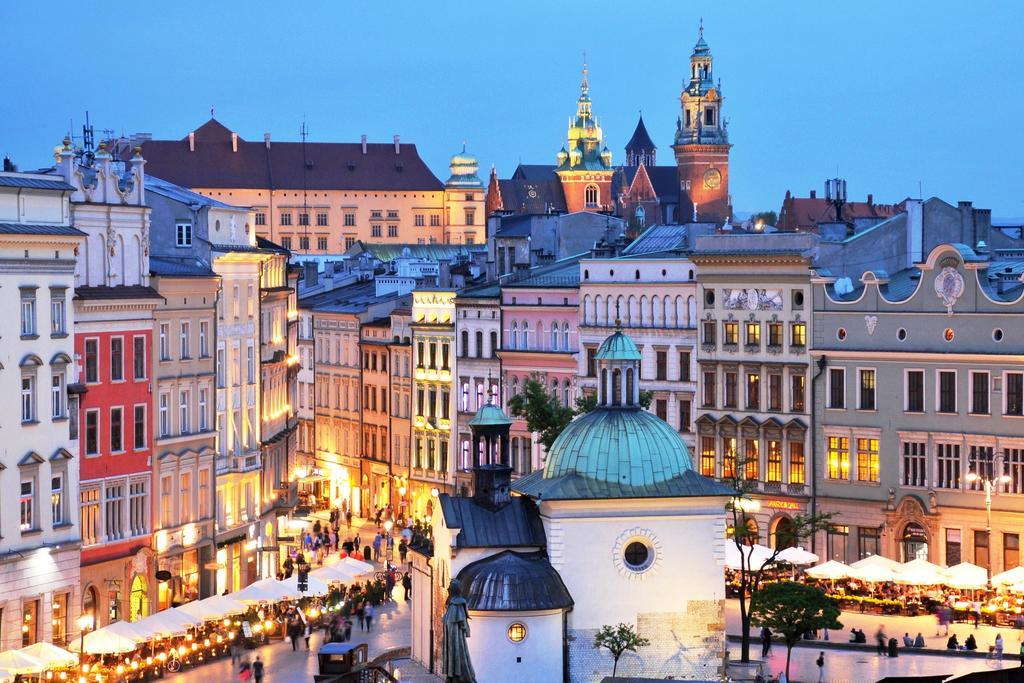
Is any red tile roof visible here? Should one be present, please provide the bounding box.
[778,191,904,231]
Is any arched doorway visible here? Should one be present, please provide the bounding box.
[902,522,929,561]
[772,516,797,549]
[129,574,149,622]
[82,585,98,628]
[727,516,759,546]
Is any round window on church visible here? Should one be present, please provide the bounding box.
[507,622,527,643]
[623,541,653,572]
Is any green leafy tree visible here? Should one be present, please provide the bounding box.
[593,622,650,677]
[726,464,834,663]
[508,378,576,450]
[750,582,841,680]
[751,210,778,227]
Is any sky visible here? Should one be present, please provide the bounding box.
[2,1,1022,219]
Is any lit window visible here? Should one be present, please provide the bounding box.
[507,623,527,643]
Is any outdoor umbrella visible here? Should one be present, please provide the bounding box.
[777,546,819,565]
[851,554,903,573]
[0,668,12,683]
[894,558,947,586]
[339,556,374,574]
[992,565,1024,588]
[849,563,897,583]
[725,543,774,571]
[312,563,362,583]
[0,650,43,675]
[68,620,146,655]
[234,578,291,603]
[132,608,201,638]
[177,595,247,622]
[276,573,330,599]
[19,641,78,668]
[805,560,852,580]
[944,562,988,590]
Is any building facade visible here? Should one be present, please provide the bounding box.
[0,169,84,650]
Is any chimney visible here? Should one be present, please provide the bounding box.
[958,201,975,246]
[394,135,401,155]
[2,156,14,172]
[867,193,873,206]
[188,131,195,152]
[975,208,992,247]
[231,132,238,153]
[361,134,367,155]
[905,198,923,268]
[809,190,816,199]
[437,259,451,288]
[303,261,319,288]
[264,133,271,149]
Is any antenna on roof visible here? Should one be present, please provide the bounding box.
[300,117,309,252]
[81,111,95,167]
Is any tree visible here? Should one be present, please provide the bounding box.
[593,622,650,677]
[750,582,841,680]
[751,210,778,227]
[726,466,833,663]
[508,378,576,450]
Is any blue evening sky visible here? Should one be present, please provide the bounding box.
[1,1,1022,219]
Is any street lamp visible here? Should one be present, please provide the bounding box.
[77,613,94,661]
[965,451,1011,589]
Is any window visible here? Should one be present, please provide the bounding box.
[51,473,64,525]
[179,472,192,523]
[856,438,879,482]
[745,321,760,346]
[702,320,716,345]
[110,407,123,452]
[679,400,691,433]
[828,368,845,409]
[623,540,651,571]
[902,441,926,487]
[371,225,382,238]
[299,236,310,250]
[791,374,805,412]
[766,440,782,482]
[21,375,34,422]
[700,437,715,476]
[975,530,989,570]
[133,404,146,450]
[175,222,192,247]
[971,371,990,414]
[50,292,66,335]
[316,212,328,227]
[345,236,355,249]
[199,321,209,358]
[655,399,667,421]
[105,484,125,541]
[388,225,398,238]
[746,372,760,409]
[159,323,170,360]
[51,372,64,418]
[20,290,36,337]
[1007,448,1024,494]
[967,445,994,492]
[767,322,783,347]
[254,211,266,226]
[386,210,399,220]
[217,349,226,387]
[199,388,208,431]
[177,323,191,360]
[702,370,716,407]
[1005,534,1020,571]
[159,393,170,437]
[81,488,100,546]
[722,437,737,478]
[704,106,716,125]
[344,212,356,227]
[655,351,667,380]
[906,370,924,412]
[247,344,255,383]
[85,410,99,455]
[938,370,957,413]
[280,212,292,226]
[827,435,849,479]
[790,322,806,347]
[414,214,424,227]
[20,479,35,531]
[789,442,806,484]
[85,338,99,382]
[179,389,190,434]
[768,373,782,411]
[827,525,849,563]
[109,337,124,381]
[317,236,328,250]
[858,369,876,410]
[679,351,691,381]
[130,336,145,379]
[936,442,961,489]
[584,184,599,207]
[724,371,737,407]
[1007,373,1024,416]
[946,529,962,566]
[128,480,146,536]
[858,527,881,560]
[430,215,440,227]
[198,469,210,519]
[744,439,759,480]
[280,236,292,250]
[464,209,475,226]
[52,592,68,645]
[723,321,739,346]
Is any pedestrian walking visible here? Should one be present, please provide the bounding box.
[346,510,352,529]
[403,571,412,601]
[760,626,772,657]
[373,533,382,562]
[356,602,366,630]
[995,633,1004,661]
[875,625,887,656]
[343,618,352,642]
[365,603,375,631]
[399,539,408,564]
[815,652,825,683]
[252,656,264,683]
[972,600,982,628]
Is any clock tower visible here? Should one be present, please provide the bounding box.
[673,22,732,222]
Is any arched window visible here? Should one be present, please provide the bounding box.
[550,324,559,351]
[902,523,929,562]
[635,206,646,228]
[562,379,571,407]
[510,322,518,350]
[625,367,635,405]
[585,184,599,208]
[460,330,469,357]
[612,369,622,406]
[562,322,570,350]
[522,321,530,349]
[582,295,591,325]
[600,368,608,405]
[687,296,697,327]
[475,330,483,358]
[490,331,498,358]
[772,516,797,549]
[511,376,520,397]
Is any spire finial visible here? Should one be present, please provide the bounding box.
[581,51,589,94]
[699,17,704,38]
[614,299,622,329]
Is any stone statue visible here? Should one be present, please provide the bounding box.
[442,579,476,683]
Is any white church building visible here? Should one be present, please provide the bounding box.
[410,327,730,682]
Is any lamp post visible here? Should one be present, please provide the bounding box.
[77,613,94,662]
[965,451,1010,590]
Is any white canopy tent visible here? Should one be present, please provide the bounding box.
[132,607,203,638]
[68,620,147,654]
[805,560,852,580]
[176,595,247,622]
[848,554,900,583]
[944,562,988,590]
[338,556,374,574]
[312,563,363,583]
[18,641,78,668]
[851,554,903,573]
[992,565,1024,588]
[894,558,947,586]
[725,543,774,571]
[776,547,819,565]
[234,578,294,603]
[0,650,43,675]
[275,573,330,599]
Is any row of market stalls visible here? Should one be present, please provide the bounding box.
[0,556,374,682]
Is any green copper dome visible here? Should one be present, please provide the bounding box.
[469,403,513,427]
[594,330,641,361]
[541,408,693,486]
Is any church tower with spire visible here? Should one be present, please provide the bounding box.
[673,21,732,222]
[556,62,615,214]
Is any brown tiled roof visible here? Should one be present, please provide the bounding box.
[778,192,904,231]
[74,285,163,301]
[137,119,443,192]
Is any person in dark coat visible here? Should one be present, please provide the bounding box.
[402,572,412,601]
[760,626,772,657]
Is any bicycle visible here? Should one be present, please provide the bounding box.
[985,645,1003,669]
[165,651,182,673]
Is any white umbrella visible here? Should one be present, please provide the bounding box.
[944,562,988,590]
[894,558,947,586]
[849,564,897,583]
[19,641,78,668]
[177,595,247,622]
[339,556,374,574]
[777,546,819,566]
[725,543,774,571]
[851,554,903,573]
[805,560,852,580]
[992,565,1024,588]
[234,578,292,603]
[312,563,362,583]
[276,573,330,599]
[0,650,43,674]
[132,608,202,638]
[68,620,146,654]
[0,668,12,683]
